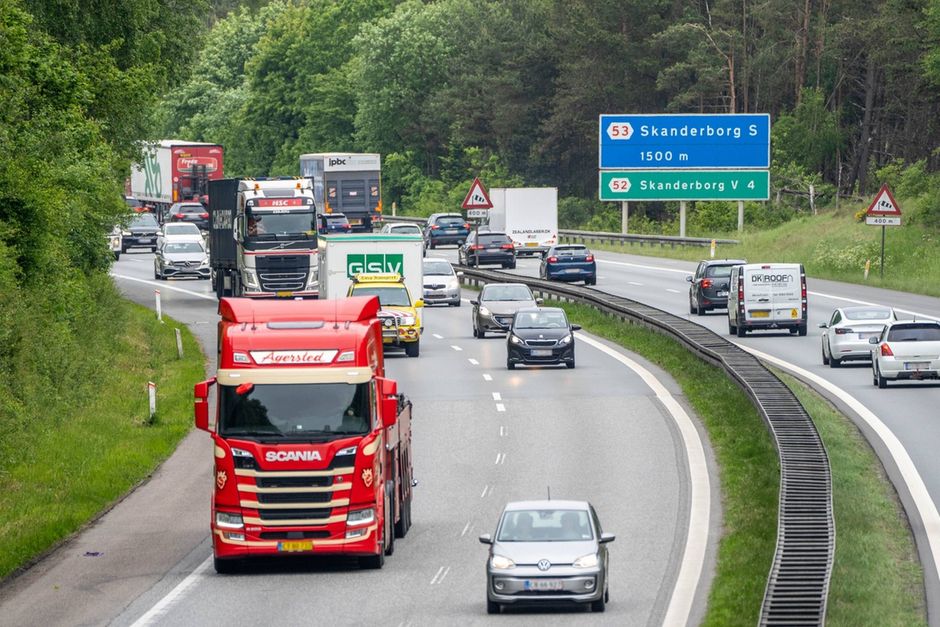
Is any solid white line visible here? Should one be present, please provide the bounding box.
[433,333,444,339]
[130,556,212,626]
[666,288,681,293]
[808,290,939,321]
[492,392,502,401]
[430,566,445,585]
[495,403,506,412]
[451,345,463,352]
[628,281,644,286]
[112,274,216,301]
[742,343,940,585]
[597,258,689,275]
[576,333,710,627]
[468,358,479,365]
[460,521,472,537]
[483,374,493,381]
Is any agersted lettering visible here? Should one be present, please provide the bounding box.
[265,450,322,462]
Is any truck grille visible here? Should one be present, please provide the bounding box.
[259,508,332,521]
[260,531,330,540]
[254,255,311,292]
[256,476,333,488]
[259,272,306,291]
[256,491,333,505]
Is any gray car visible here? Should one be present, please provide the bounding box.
[479,500,614,614]
[154,238,210,280]
[422,258,462,306]
[471,283,539,337]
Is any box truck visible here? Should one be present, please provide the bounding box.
[487,188,558,256]
[130,140,224,216]
[299,153,382,232]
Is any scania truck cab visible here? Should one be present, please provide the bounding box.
[194,296,414,573]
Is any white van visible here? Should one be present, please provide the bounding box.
[728,263,807,337]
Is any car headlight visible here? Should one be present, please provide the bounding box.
[573,553,598,568]
[510,335,524,345]
[490,555,515,570]
[200,257,209,267]
[447,278,460,290]
[122,230,131,236]
[559,334,572,345]
[400,315,416,326]
[479,306,491,316]
[215,511,244,529]
[242,269,259,287]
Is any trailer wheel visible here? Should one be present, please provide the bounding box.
[394,490,411,538]
[384,493,395,555]
[213,557,241,575]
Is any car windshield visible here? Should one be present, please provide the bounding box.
[436,217,465,227]
[131,214,158,227]
[497,509,593,542]
[515,311,568,329]
[164,242,204,254]
[478,234,509,245]
[705,265,735,278]
[177,205,204,214]
[844,308,893,321]
[218,382,371,439]
[165,224,200,234]
[325,216,348,224]
[482,285,533,302]
[247,210,316,238]
[423,261,454,276]
[887,325,940,341]
[553,246,586,256]
[352,286,411,307]
[392,225,421,234]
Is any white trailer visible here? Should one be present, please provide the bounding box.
[299,153,382,232]
[317,233,424,300]
[487,187,558,256]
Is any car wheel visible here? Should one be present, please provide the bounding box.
[508,261,516,270]
[151,246,157,253]
[873,366,879,387]
[477,328,485,339]
[729,320,737,335]
[736,324,747,337]
[566,359,575,369]
[487,600,501,615]
[690,299,696,314]
[822,342,830,366]
[113,251,120,261]
[213,557,241,575]
[591,594,606,612]
[696,301,705,316]
[453,299,461,307]
[588,277,596,286]
[507,358,515,370]
[829,352,841,368]
[405,340,420,358]
[877,365,888,389]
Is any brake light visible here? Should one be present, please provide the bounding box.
[175,213,184,219]
[343,224,351,230]
[547,256,558,263]
[501,243,514,250]
[701,279,713,289]
[430,225,439,230]
[200,212,209,219]
[470,244,483,250]
[585,255,594,262]
[834,328,853,335]
[881,343,894,357]
[463,223,470,229]
[737,276,744,301]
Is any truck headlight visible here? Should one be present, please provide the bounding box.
[215,511,244,529]
[347,507,375,526]
[242,270,259,288]
[573,553,598,568]
[490,555,515,570]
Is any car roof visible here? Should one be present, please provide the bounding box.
[885,319,940,328]
[423,257,451,263]
[163,234,204,243]
[503,500,589,511]
[514,306,564,315]
[702,258,747,265]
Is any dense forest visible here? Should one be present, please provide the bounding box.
[157,0,940,229]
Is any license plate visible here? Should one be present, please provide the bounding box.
[531,349,552,357]
[278,540,313,552]
[446,229,458,234]
[905,362,931,370]
[750,310,770,318]
[565,268,580,273]
[349,219,363,225]
[276,291,294,298]
[524,579,564,592]
[717,290,728,297]
[526,242,538,247]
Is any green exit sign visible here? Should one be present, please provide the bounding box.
[599,170,770,201]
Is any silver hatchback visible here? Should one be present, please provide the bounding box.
[479,500,614,614]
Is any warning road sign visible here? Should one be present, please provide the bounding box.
[866,184,902,216]
[461,177,493,210]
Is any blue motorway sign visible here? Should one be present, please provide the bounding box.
[599,113,770,170]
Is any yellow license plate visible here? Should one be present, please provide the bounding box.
[278,540,313,552]
[750,310,770,318]
[526,242,538,247]
[276,291,294,298]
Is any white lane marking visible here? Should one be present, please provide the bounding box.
[480,485,490,498]
[130,556,212,626]
[433,333,444,339]
[597,258,689,275]
[468,358,479,365]
[430,566,447,585]
[494,453,506,465]
[808,290,939,322]
[742,343,940,585]
[576,333,710,627]
[666,288,681,293]
[112,274,216,301]
[499,425,507,437]
[460,521,472,537]
[451,345,463,352]
[492,392,502,401]
[495,403,506,412]
[435,566,451,585]
[483,374,493,381]
[628,281,644,286]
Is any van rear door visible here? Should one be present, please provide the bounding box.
[743,264,802,323]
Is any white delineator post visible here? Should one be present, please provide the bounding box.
[710,239,716,259]
[175,328,184,359]
[155,289,163,323]
[148,382,156,421]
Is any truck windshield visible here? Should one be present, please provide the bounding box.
[218,382,371,440]
[246,210,316,240]
[352,286,411,307]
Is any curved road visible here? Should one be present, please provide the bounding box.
[0,249,719,627]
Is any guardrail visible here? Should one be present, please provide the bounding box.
[457,267,834,626]
[380,215,738,249]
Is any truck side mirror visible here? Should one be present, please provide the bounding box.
[194,378,216,431]
[379,377,399,428]
[414,299,424,308]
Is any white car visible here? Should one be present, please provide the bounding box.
[153,234,210,280]
[870,320,940,388]
[157,222,205,250]
[422,258,462,306]
[820,306,896,367]
[381,222,425,255]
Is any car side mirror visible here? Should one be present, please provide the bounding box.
[571,324,582,331]
[470,299,479,306]
[599,532,616,544]
[536,298,544,305]
[478,533,493,545]
[818,323,828,328]
[456,271,464,277]
[194,378,216,431]
[685,276,693,283]
[868,337,879,344]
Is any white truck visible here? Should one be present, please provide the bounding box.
[487,187,558,256]
[130,140,224,216]
[727,263,807,337]
[317,233,424,300]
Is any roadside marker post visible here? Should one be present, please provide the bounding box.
[148,382,156,422]
[155,289,163,323]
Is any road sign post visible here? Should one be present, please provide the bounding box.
[462,178,493,262]
[864,184,902,279]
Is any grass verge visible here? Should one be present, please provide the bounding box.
[548,299,925,625]
[0,300,205,580]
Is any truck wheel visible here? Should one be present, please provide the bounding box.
[213,557,241,575]
[384,493,395,555]
[394,492,411,538]
[360,549,384,570]
[405,340,420,357]
[151,246,157,253]
[736,324,747,338]
[798,324,807,337]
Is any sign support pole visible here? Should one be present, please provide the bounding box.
[737,201,744,231]
[679,202,687,238]
[621,201,629,234]
[880,225,885,279]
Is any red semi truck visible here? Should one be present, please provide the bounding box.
[194,296,414,573]
[130,140,224,216]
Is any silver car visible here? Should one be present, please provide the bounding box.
[819,306,896,367]
[479,500,614,614]
[471,283,539,337]
[154,237,210,280]
[422,258,462,306]
[870,320,940,388]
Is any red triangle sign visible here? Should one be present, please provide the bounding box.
[866,184,902,216]
[461,177,493,209]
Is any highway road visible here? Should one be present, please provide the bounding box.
[0,249,718,627]
[447,244,940,608]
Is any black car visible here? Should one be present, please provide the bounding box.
[122,212,160,253]
[168,202,210,231]
[506,307,580,369]
[425,213,471,248]
[318,212,352,234]
[686,258,747,315]
[459,231,516,268]
[540,244,597,285]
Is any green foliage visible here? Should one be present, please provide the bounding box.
[773,89,843,175]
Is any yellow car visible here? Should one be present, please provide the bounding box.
[348,273,423,357]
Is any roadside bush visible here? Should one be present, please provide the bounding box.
[811,236,885,272]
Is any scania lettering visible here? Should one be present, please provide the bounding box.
[208,178,319,299]
[300,153,382,232]
[728,263,807,337]
[194,297,414,573]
